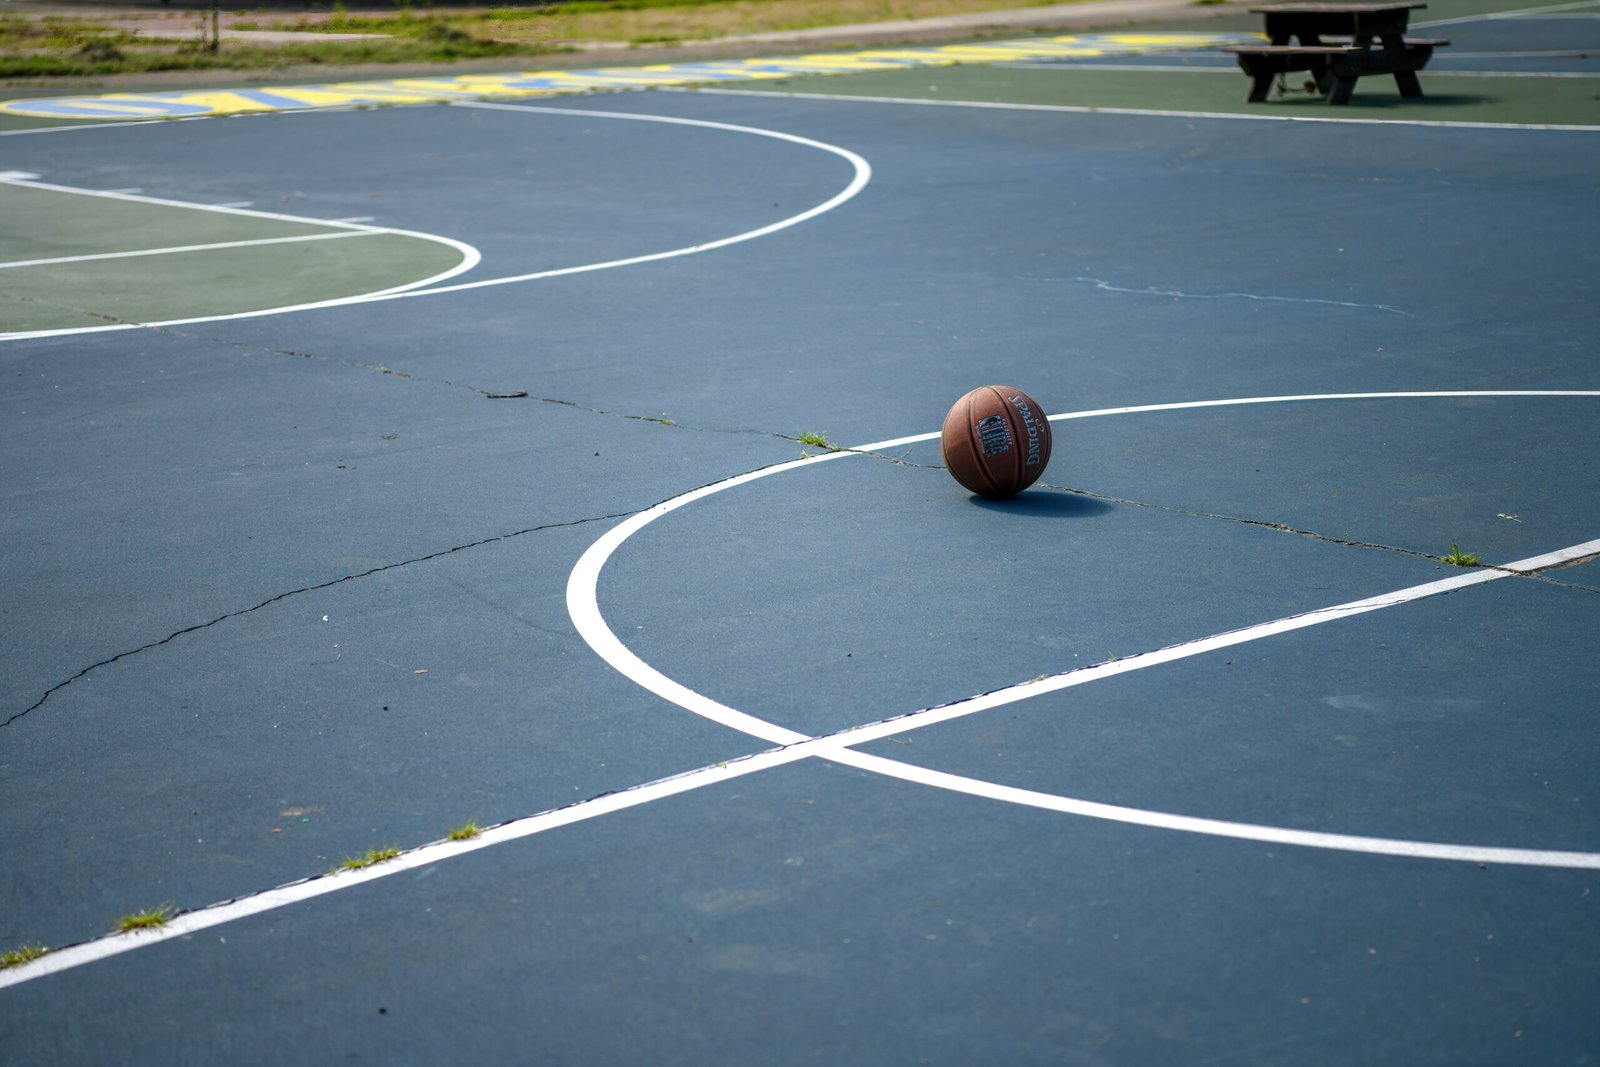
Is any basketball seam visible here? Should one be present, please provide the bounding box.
[983,385,1024,497]
[997,386,1026,493]
[967,391,1003,497]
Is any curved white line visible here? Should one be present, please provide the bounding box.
[830,749,1600,868]
[0,175,482,339]
[566,457,851,747]
[387,101,873,298]
[3,391,1594,990]
[567,390,1600,867]
[0,220,480,341]
[0,103,871,341]
[0,176,482,341]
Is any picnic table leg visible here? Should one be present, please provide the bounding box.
[1328,75,1359,103]
[1312,57,1335,96]
[1246,67,1275,102]
[1327,58,1360,104]
[1383,32,1425,96]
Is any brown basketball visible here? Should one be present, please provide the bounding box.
[940,385,1052,498]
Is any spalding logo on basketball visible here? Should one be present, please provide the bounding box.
[940,385,1052,498]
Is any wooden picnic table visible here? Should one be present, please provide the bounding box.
[1224,1,1448,104]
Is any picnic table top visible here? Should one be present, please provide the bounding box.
[1248,2,1426,13]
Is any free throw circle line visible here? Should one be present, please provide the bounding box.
[401,100,873,298]
[829,750,1600,869]
[6,394,1593,992]
[566,390,1600,867]
[1,104,868,339]
[566,453,860,747]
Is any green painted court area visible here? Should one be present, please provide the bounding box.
[734,65,1600,126]
[0,181,467,334]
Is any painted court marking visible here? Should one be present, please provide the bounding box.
[5,390,1596,993]
[1,1,1589,130]
[566,391,1600,871]
[0,32,1253,121]
[680,85,1600,132]
[0,106,869,341]
[0,173,481,341]
[397,101,872,300]
[0,230,377,271]
[4,390,1596,991]
[1417,0,1600,25]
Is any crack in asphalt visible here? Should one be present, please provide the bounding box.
[10,309,1595,727]
[1073,275,1412,316]
[715,442,1600,594]
[1,510,634,731]
[2,311,863,728]
[15,298,801,436]
[1036,480,1600,595]
[10,424,1595,732]
[803,445,1600,593]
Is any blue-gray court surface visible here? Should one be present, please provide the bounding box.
[2,0,1598,1061]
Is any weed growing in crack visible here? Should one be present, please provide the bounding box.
[1,942,49,968]
[115,904,175,933]
[447,821,481,842]
[1442,541,1481,567]
[797,432,842,453]
[335,846,402,873]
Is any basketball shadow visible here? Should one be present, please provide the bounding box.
[969,489,1113,518]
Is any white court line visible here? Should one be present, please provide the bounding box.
[1413,70,1600,77]
[0,174,408,236]
[794,539,1600,754]
[388,101,873,299]
[1044,389,1600,421]
[1003,62,1600,77]
[4,523,1596,990]
[811,539,1600,873]
[1003,63,1239,72]
[1444,49,1600,56]
[563,453,853,748]
[0,744,815,992]
[0,102,342,138]
[0,230,374,271]
[674,86,1600,132]
[565,391,1600,867]
[4,391,1597,991]
[0,104,870,340]
[832,749,1600,868]
[7,536,1596,991]
[1418,0,1600,24]
[0,174,482,341]
[0,118,178,137]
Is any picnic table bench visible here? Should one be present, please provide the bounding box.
[1224,2,1449,104]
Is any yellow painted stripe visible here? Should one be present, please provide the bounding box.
[0,32,1255,120]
